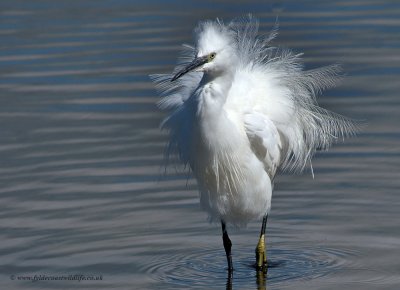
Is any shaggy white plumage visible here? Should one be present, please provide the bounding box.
[151,15,357,227]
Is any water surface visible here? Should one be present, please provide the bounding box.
[0,1,399,289]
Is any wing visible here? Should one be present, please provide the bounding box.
[244,111,282,178]
[228,15,359,174]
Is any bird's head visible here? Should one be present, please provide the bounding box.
[171,21,236,81]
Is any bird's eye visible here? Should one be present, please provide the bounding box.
[208,52,216,62]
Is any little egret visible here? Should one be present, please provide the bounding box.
[151,15,357,272]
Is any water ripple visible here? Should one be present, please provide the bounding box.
[141,245,359,288]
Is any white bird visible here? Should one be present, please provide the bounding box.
[151,15,357,272]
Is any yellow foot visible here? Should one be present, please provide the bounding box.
[255,234,267,270]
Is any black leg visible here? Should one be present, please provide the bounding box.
[221,221,233,272]
[255,214,268,270]
[260,214,268,237]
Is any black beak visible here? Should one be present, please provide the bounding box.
[171,56,208,81]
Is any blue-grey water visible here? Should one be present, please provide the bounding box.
[0,1,399,289]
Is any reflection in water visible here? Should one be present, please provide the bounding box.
[226,271,233,290]
[256,270,267,290]
[225,269,267,290]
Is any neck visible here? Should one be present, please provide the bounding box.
[202,70,234,88]
[196,69,234,122]
[196,69,236,152]
[201,69,234,92]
